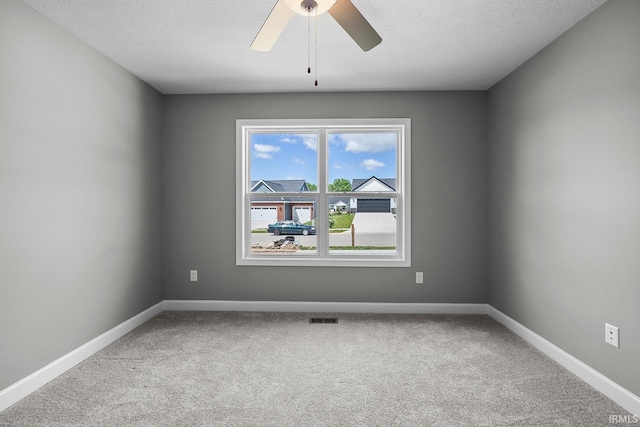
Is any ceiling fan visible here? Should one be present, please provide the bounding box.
[251,0,382,52]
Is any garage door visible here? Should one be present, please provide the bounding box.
[251,207,277,229]
[294,207,311,223]
[357,199,390,213]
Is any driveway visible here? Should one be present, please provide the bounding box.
[350,212,396,234]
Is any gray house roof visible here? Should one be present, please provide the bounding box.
[329,197,350,205]
[251,179,309,193]
[250,179,314,203]
[351,177,396,191]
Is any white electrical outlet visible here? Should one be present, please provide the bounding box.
[416,272,424,284]
[605,323,619,348]
[190,270,198,282]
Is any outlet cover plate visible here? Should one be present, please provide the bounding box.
[605,323,619,348]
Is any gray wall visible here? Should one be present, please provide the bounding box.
[0,1,163,390]
[162,92,488,303]
[487,0,640,396]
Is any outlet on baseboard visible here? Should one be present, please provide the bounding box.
[605,323,619,348]
[190,270,198,282]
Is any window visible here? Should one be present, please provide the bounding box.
[236,119,410,267]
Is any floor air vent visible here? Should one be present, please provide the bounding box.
[309,317,338,324]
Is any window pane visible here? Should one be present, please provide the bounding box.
[327,132,397,192]
[250,196,317,256]
[329,197,397,255]
[250,133,318,191]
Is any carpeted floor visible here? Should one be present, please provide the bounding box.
[0,312,631,426]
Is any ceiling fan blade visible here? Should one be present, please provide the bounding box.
[250,0,296,52]
[328,0,382,51]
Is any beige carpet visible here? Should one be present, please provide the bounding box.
[0,312,631,426]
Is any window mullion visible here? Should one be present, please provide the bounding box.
[317,128,329,256]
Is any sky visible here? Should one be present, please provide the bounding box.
[250,132,397,188]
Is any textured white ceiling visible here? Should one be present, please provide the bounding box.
[21,0,607,94]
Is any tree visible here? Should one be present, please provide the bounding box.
[306,183,318,191]
[328,178,351,192]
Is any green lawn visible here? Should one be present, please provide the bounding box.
[329,246,396,250]
[299,246,396,250]
[330,213,354,229]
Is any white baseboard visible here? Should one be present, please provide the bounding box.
[0,301,165,413]
[162,299,489,315]
[487,305,640,416]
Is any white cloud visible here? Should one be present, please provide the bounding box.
[361,159,385,171]
[302,135,317,151]
[277,134,317,151]
[253,143,281,159]
[337,134,396,153]
[293,157,306,165]
[333,162,354,171]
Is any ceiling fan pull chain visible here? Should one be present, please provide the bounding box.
[307,10,311,74]
[315,7,318,86]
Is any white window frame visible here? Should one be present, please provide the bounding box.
[236,118,411,267]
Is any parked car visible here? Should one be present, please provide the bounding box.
[267,220,316,236]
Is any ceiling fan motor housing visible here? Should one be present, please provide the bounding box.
[300,0,318,12]
[284,0,336,16]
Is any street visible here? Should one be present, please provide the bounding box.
[250,231,396,247]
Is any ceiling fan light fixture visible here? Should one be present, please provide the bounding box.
[284,0,337,16]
